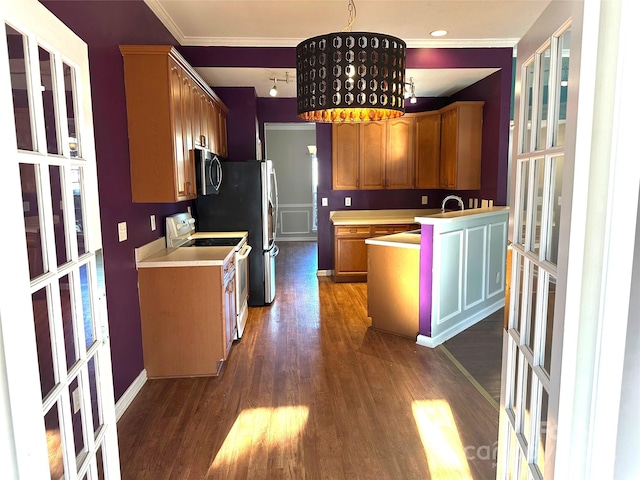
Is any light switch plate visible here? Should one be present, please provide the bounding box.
[321,197,328,207]
[72,387,81,413]
[187,206,192,214]
[421,195,428,205]
[150,215,156,231]
[345,197,351,207]
[118,221,127,242]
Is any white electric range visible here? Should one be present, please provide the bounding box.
[165,212,252,339]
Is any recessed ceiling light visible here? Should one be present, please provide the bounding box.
[430,30,448,37]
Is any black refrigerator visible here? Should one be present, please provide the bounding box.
[194,159,278,306]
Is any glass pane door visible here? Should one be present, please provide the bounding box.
[0,1,120,478]
[499,21,572,480]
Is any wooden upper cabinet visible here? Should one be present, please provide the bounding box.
[386,117,415,189]
[332,123,359,190]
[415,112,441,189]
[330,103,482,192]
[438,101,484,190]
[360,121,387,189]
[120,45,228,202]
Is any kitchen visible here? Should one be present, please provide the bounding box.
[6,2,636,478]
[35,0,513,406]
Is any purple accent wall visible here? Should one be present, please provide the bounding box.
[36,1,513,398]
[214,87,259,161]
[419,224,434,336]
[40,1,189,400]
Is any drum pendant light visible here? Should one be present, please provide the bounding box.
[296,0,406,123]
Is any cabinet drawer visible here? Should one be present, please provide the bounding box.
[372,224,417,235]
[335,225,371,235]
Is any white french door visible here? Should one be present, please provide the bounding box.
[0,1,120,478]
[497,3,577,479]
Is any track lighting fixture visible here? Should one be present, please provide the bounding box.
[405,77,417,104]
[268,72,290,97]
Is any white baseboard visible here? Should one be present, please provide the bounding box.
[316,270,333,277]
[115,369,147,421]
[416,299,503,348]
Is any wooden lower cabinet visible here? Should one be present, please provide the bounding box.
[333,223,417,282]
[137,260,235,378]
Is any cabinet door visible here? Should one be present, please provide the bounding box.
[415,113,441,189]
[439,107,458,189]
[386,117,415,189]
[332,123,359,189]
[359,121,386,189]
[217,105,228,157]
[455,104,483,190]
[169,59,190,200]
[335,235,369,280]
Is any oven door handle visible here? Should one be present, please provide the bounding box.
[238,244,252,260]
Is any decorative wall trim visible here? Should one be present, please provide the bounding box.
[277,237,317,242]
[280,210,310,234]
[264,123,316,131]
[115,369,147,421]
[416,298,504,348]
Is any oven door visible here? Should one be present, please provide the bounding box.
[235,242,252,338]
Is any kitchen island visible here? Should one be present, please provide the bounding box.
[329,208,439,282]
[366,207,509,347]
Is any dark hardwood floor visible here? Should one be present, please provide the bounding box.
[118,241,502,479]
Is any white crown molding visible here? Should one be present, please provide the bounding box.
[144,0,518,50]
[181,36,519,49]
[144,0,185,44]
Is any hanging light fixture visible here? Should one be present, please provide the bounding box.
[296,0,406,123]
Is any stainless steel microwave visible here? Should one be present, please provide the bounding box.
[194,149,222,195]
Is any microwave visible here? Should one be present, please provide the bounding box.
[194,149,222,195]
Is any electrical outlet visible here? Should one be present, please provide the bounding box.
[345,197,351,207]
[117,221,127,242]
[72,387,81,414]
[421,195,428,205]
[23,201,30,212]
[187,206,192,214]
[321,197,328,207]
[150,215,156,231]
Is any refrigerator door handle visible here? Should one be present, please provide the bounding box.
[272,168,279,235]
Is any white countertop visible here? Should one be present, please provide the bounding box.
[415,206,509,224]
[137,245,235,268]
[330,209,440,226]
[365,231,421,249]
[135,230,248,268]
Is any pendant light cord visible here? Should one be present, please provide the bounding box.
[341,0,356,32]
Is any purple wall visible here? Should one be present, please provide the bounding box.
[38,0,513,399]
[214,87,259,161]
[419,224,434,336]
[40,1,189,400]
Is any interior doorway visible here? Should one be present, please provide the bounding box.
[264,123,318,242]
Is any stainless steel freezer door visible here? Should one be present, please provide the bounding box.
[264,245,279,304]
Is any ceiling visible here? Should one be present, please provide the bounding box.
[144,0,551,98]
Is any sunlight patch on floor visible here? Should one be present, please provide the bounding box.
[412,399,473,479]
[209,406,309,473]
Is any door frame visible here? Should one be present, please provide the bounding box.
[499,0,639,478]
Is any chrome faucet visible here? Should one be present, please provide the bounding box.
[441,195,465,213]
